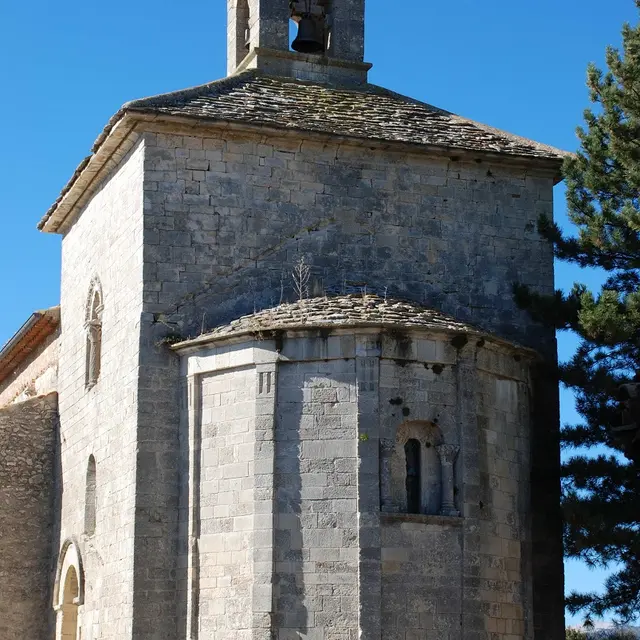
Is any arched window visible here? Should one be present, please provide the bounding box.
[384,421,446,515]
[85,279,103,389]
[84,456,96,536]
[404,439,421,514]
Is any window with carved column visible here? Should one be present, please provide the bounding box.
[381,421,461,517]
[383,421,443,515]
[85,279,103,389]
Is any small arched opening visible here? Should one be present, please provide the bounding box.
[84,455,97,536]
[387,421,445,515]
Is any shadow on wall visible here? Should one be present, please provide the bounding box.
[274,379,308,636]
[175,374,196,640]
[51,398,62,638]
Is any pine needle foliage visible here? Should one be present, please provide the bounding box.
[515,2,640,625]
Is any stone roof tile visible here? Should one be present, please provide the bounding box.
[174,294,522,349]
[126,71,567,161]
[40,71,568,231]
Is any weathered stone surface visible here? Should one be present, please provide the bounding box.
[55,139,145,639]
[34,118,560,639]
[0,393,58,640]
[178,327,543,639]
[139,127,557,356]
[274,358,358,639]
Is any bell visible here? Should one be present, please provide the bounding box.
[292,16,324,54]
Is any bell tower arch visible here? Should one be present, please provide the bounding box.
[227,0,370,85]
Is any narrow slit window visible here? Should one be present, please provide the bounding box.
[240,0,250,49]
[84,455,97,536]
[405,439,421,514]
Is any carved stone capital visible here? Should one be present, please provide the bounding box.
[84,318,101,332]
[380,438,396,455]
[436,444,459,465]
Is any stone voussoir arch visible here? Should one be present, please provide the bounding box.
[53,538,85,640]
[395,420,444,450]
[53,537,85,609]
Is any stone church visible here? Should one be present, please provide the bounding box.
[0,1,567,638]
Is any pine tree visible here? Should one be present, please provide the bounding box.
[515,1,640,625]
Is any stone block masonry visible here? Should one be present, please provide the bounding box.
[27,3,565,637]
[22,117,562,640]
[178,323,545,640]
[141,125,556,355]
[140,122,561,639]
[197,366,258,638]
[29,109,560,640]
[0,393,59,640]
[274,359,359,640]
[56,138,145,640]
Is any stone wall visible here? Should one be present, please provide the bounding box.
[0,393,58,640]
[179,329,547,640]
[57,138,145,639]
[378,339,465,640]
[141,126,555,352]
[181,343,280,640]
[197,366,257,638]
[140,125,562,638]
[274,359,359,639]
[476,347,534,638]
[47,118,562,639]
[0,327,59,407]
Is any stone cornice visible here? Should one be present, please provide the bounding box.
[234,46,373,75]
[171,321,539,364]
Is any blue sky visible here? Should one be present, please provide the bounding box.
[1,0,637,625]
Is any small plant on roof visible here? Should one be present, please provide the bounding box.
[292,257,310,301]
